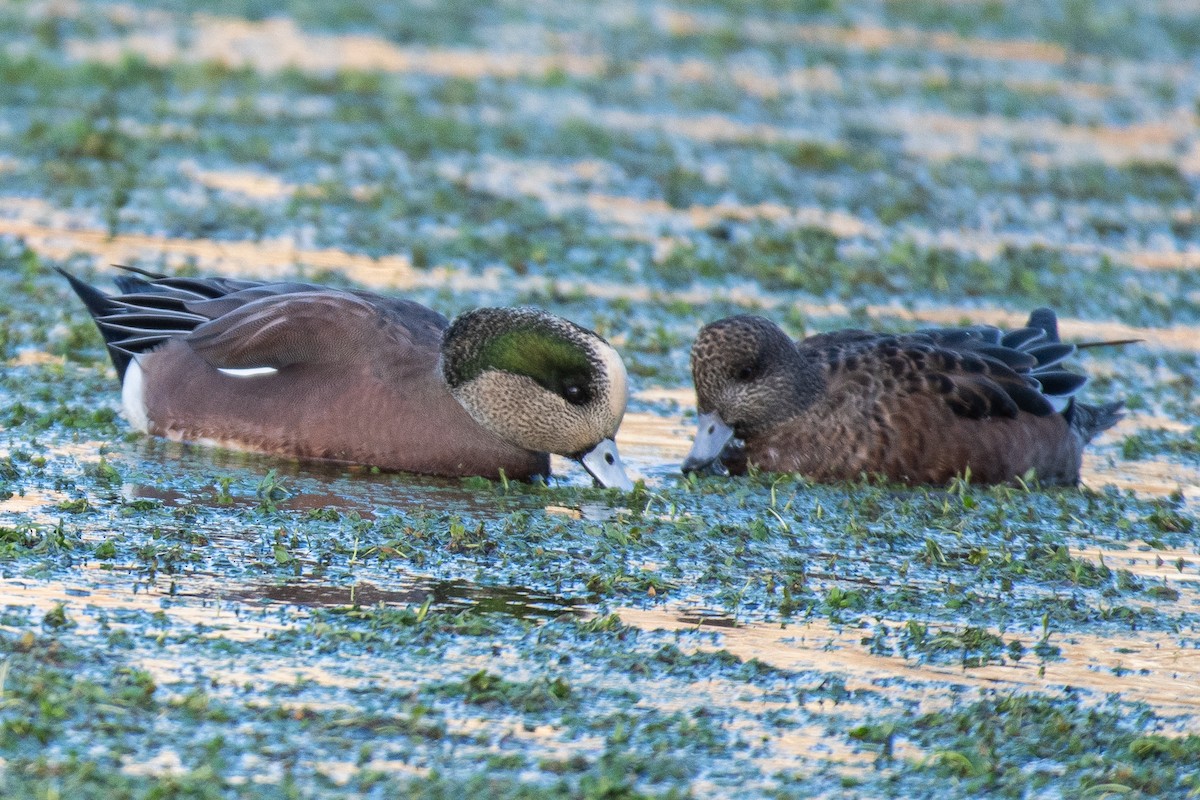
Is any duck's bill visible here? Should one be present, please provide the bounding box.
[681,411,735,473]
[579,438,634,491]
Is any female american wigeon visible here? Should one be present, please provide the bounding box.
[682,309,1126,486]
[60,267,633,489]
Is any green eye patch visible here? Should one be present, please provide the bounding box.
[459,328,595,402]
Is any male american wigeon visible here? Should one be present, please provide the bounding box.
[682,309,1127,486]
[60,267,633,489]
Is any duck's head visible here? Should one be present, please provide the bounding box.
[683,315,805,473]
[442,307,633,490]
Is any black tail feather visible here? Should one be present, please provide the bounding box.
[1026,308,1060,343]
[1034,370,1087,397]
[56,268,134,380]
[59,266,276,382]
[1026,342,1075,369]
[1067,400,1125,443]
[111,263,168,280]
[1000,327,1046,350]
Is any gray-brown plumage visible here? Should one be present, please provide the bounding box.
[59,267,633,488]
[683,310,1127,486]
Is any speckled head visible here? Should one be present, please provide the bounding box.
[690,315,811,438]
[442,307,630,486]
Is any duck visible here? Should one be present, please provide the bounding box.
[682,309,1128,486]
[59,266,633,489]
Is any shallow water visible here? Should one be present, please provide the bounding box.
[615,605,1200,719]
[2,0,1200,795]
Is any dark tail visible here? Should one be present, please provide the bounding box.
[1067,400,1124,443]
[56,268,135,380]
[1029,306,1141,350]
[1026,308,1061,343]
[59,266,277,384]
[1027,307,1136,434]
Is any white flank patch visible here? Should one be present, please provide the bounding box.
[217,366,279,378]
[598,342,629,422]
[121,359,150,433]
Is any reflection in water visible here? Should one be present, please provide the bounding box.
[123,437,540,518]
[222,577,579,620]
[117,410,697,519]
[11,378,1192,523]
[673,608,739,628]
[110,408,1200,510]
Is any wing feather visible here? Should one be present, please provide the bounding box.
[805,308,1100,421]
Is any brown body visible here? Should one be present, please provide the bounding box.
[734,386,1083,485]
[688,315,1123,487]
[62,271,574,481]
[140,340,549,480]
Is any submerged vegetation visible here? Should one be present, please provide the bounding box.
[0,0,1198,796]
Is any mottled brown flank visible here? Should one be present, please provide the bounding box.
[741,377,1083,485]
[691,315,1119,486]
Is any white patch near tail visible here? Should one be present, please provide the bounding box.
[217,366,279,378]
[121,359,150,433]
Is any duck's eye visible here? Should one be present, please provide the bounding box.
[736,365,758,381]
[563,384,590,405]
